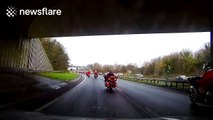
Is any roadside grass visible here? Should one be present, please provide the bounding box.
[38,72,79,81]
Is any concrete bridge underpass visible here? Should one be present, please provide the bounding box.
[0,39,53,72]
[0,0,212,72]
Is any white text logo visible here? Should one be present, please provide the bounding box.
[6,7,62,17]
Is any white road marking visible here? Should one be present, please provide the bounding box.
[34,75,86,112]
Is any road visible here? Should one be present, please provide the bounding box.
[38,75,213,119]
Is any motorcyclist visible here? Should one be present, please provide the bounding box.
[104,70,117,83]
[86,71,91,77]
[197,64,213,96]
[94,70,98,75]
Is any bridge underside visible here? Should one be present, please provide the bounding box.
[1,0,211,38]
[0,0,212,70]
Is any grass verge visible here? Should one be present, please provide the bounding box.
[38,72,79,81]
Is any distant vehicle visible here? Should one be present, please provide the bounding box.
[175,75,187,81]
[117,73,124,76]
[114,73,118,77]
[98,72,102,75]
[136,74,143,78]
[103,72,108,76]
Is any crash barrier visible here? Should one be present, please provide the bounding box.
[0,39,53,72]
[119,76,189,89]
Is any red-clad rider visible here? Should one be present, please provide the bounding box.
[94,70,98,79]
[86,71,91,77]
[197,64,213,96]
[104,71,117,82]
[94,70,98,75]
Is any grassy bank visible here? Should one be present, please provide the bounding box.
[38,72,79,81]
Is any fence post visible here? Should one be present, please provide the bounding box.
[176,81,178,88]
[182,82,184,89]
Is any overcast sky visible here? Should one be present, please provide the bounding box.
[55,32,210,67]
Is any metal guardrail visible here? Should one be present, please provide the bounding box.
[119,76,189,89]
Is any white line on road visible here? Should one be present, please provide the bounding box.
[34,75,87,112]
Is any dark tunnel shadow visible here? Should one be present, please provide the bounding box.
[189,103,213,118]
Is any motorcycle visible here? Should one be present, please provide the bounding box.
[86,73,90,78]
[188,77,213,105]
[105,76,117,90]
[94,74,98,79]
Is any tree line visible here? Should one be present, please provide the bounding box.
[87,63,140,74]
[39,37,210,77]
[141,42,210,76]
[40,38,70,71]
[88,42,210,77]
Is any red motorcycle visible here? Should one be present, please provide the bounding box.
[86,71,91,78]
[105,76,117,90]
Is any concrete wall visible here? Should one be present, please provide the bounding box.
[0,38,53,72]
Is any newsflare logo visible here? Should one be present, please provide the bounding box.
[6,6,62,17]
[6,6,17,17]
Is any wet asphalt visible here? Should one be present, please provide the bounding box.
[39,75,213,119]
